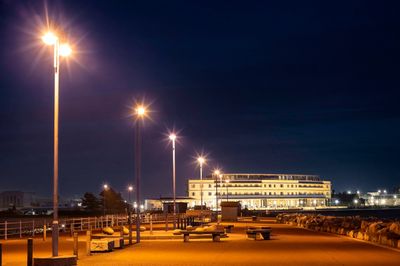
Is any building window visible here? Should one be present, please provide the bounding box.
[192,192,195,196]
[280,184,283,188]
[208,192,212,196]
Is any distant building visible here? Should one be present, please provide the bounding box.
[0,191,83,211]
[0,191,35,210]
[363,191,399,207]
[188,173,332,210]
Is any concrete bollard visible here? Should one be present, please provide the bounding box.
[73,232,79,258]
[150,215,153,235]
[86,230,91,256]
[27,238,33,266]
[43,224,46,241]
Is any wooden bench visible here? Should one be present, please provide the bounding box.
[246,227,271,240]
[181,230,226,242]
[224,225,234,233]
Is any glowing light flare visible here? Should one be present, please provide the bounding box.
[213,169,220,176]
[103,184,108,190]
[169,133,177,141]
[42,32,57,45]
[136,106,146,117]
[59,43,72,57]
[128,186,133,191]
[197,156,205,165]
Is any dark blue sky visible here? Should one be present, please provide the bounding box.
[1,0,400,199]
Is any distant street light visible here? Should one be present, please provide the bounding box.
[134,104,147,244]
[103,184,108,216]
[42,30,72,257]
[169,133,177,229]
[128,185,133,245]
[197,157,205,209]
[334,199,339,205]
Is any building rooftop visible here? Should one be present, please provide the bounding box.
[201,173,323,181]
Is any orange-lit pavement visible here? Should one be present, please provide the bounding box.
[1,218,400,265]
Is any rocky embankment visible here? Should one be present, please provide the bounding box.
[276,213,400,249]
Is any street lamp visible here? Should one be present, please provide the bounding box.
[134,104,147,244]
[103,184,108,216]
[197,156,205,209]
[169,133,177,229]
[128,185,133,245]
[225,179,230,201]
[42,30,72,257]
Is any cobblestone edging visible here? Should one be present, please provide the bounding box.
[276,213,400,250]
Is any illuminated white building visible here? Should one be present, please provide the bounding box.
[364,191,399,206]
[188,173,331,210]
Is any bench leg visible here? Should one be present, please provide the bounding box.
[213,234,220,242]
[184,234,189,242]
[261,233,270,240]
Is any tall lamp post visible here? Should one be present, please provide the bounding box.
[225,179,230,201]
[169,133,177,229]
[128,185,133,245]
[213,169,220,211]
[134,105,146,243]
[42,31,72,257]
[197,157,205,209]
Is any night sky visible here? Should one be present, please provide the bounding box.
[1,1,400,200]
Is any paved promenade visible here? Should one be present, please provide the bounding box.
[1,218,400,265]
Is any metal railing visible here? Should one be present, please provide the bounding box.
[0,213,191,240]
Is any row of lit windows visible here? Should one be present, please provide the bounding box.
[190,184,329,188]
[190,183,329,189]
[191,191,329,196]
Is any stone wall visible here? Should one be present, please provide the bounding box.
[276,213,400,249]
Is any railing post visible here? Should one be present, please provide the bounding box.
[27,238,33,266]
[0,243,2,266]
[150,214,153,235]
[32,220,35,237]
[4,221,7,240]
[81,218,83,231]
[20,220,22,238]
